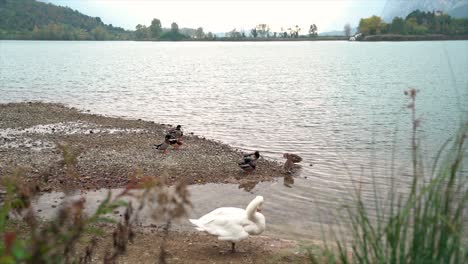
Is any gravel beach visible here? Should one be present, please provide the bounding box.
[0,102,310,263]
[0,102,285,192]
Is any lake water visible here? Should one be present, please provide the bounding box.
[1,40,467,240]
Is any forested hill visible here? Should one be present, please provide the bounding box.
[0,0,132,40]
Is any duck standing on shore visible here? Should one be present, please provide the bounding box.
[283,153,302,173]
[168,125,184,149]
[189,196,266,253]
[238,151,260,174]
[153,134,177,154]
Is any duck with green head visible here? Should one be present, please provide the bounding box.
[238,151,260,174]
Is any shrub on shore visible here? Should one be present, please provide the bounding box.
[0,147,191,263]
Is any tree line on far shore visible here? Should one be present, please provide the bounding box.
[1,0,467,40]
[134,19,320,41]
[358,10,468,36]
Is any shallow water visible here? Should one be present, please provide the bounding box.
[2,40,468,240]
[32,179,353,241]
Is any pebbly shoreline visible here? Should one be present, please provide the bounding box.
[0,102,285,192]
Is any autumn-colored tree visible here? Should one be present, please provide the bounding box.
[256,24,270,37]
[358,15,383,35]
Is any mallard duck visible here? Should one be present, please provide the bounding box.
[153,134,177,154]
[168,125,184,149]
[283,153,302,173]
[189,196,266,253]
[238,151,260,174]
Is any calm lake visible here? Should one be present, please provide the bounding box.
[1,40,467,240]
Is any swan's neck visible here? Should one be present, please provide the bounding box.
[246,198,261,221]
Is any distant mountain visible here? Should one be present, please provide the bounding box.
[381,0,468,21]
[448,2,468,17]
[0,0,131,39]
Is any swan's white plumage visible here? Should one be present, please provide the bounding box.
[189,196,266,244]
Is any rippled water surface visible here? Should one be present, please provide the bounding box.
[1,41,467,239]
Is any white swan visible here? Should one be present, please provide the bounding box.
[189,196,266,252]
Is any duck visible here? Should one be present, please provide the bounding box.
[238,151,260,174]
[168,125,184,149]
[283,153,302,173]
[189,196,266,253]
[169,125,183,139]
[153,134,177,154]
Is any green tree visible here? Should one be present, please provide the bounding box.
[171,22,179,33]
[405,17,428,35]
[92,25,109,40]
[434,14,452,34]
[135,24,149,40]
[250,28,258,38]
[228,28,241,38]
[150,18,162,39]
[390,17,406,34]
[195,27,204,39]
[206,32,214,39]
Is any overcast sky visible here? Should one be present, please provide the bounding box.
[43,0,389,33]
